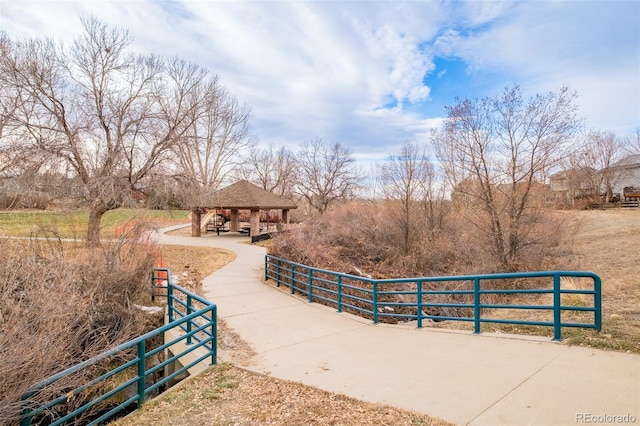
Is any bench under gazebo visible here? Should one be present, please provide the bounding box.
[190,180,297,237]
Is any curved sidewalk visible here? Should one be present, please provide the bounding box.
[157,228,640,426]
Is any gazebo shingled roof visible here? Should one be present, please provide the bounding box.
[202,180,297,210]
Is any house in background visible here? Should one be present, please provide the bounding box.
[548,167,598,206]
[609,154,640,199]
[549,154,640,207]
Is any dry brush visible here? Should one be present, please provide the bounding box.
[0,230,160,425]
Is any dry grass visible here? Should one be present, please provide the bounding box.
[558,209,640,352]
[111,363,447,426]
[423,209,640,351]
[159,245,236,293]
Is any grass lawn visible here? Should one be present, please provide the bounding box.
[0,208,190,240]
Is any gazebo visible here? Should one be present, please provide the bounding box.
[190,180,298,237]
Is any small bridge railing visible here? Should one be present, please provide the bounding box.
[265,255,601,341]
[20,268,216,426]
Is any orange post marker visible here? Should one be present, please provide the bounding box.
[155,254,168,285]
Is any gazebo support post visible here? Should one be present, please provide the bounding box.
[230,209,239,232]
[191,209,201,237]
[250,209,260,236]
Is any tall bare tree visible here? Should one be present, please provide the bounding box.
[2,18,206,246]
[0,33,31,178]
[379,142,434,254]
[296,138,362,214]
[432,85,581,270]
[582,130,623,202]
[171,78,255,202]
[558,150,598,206]
[238,145,297,198]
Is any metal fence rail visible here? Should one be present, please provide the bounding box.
[19,269,216,426]
[265,255,601,340]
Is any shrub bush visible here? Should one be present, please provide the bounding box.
[268,201,574,321]
[0,230,158,424]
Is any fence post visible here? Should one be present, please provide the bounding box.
[211,305,217,365]
[151,270,155,302]
[372,281,378,324]
[553,274,562,341]
[337,275,343,313]
[167,283,174,323]
[308,269,314,302]
[594,275,602,332]
[276,259,281,287]
[137,341,146,408]
[416,280,423,328]
[264,256,268,280]
[290,263,295,294]
[19,393,33,426]
[474,277,481,334]
[186,295,192,345]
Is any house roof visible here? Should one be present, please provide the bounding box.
[200,180,298,210]
[610,154,640,169]
[549,167,596,181]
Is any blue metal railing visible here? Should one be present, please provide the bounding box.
[19,268,216,426]
[265,255,601,341]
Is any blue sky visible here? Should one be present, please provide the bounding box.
[1,0,639,165]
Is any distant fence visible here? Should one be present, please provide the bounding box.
[265,255,601,341]
[20,269,216,426]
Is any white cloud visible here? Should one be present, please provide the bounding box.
[160,1,442,151]
[354,22,433,107]
[1,0,638,162]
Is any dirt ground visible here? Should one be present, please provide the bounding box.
[114,208,639,425]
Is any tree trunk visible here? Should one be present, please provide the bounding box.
[86,200,109,248]
[402,197,411,255]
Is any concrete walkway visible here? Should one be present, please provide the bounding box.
[157,227,640,426]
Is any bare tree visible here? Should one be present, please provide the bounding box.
[625,128,640,155]
[0,33,13,146]
[432,85,581,270]
[171,77,255,203]
[295,138,362,214]
[2,17,206,246]
[582,130,623,202]
[379,142,434,254]
[558,150,599,206]
[238,145,297,198]
[559,130,624,206]
[0,33,33,179]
